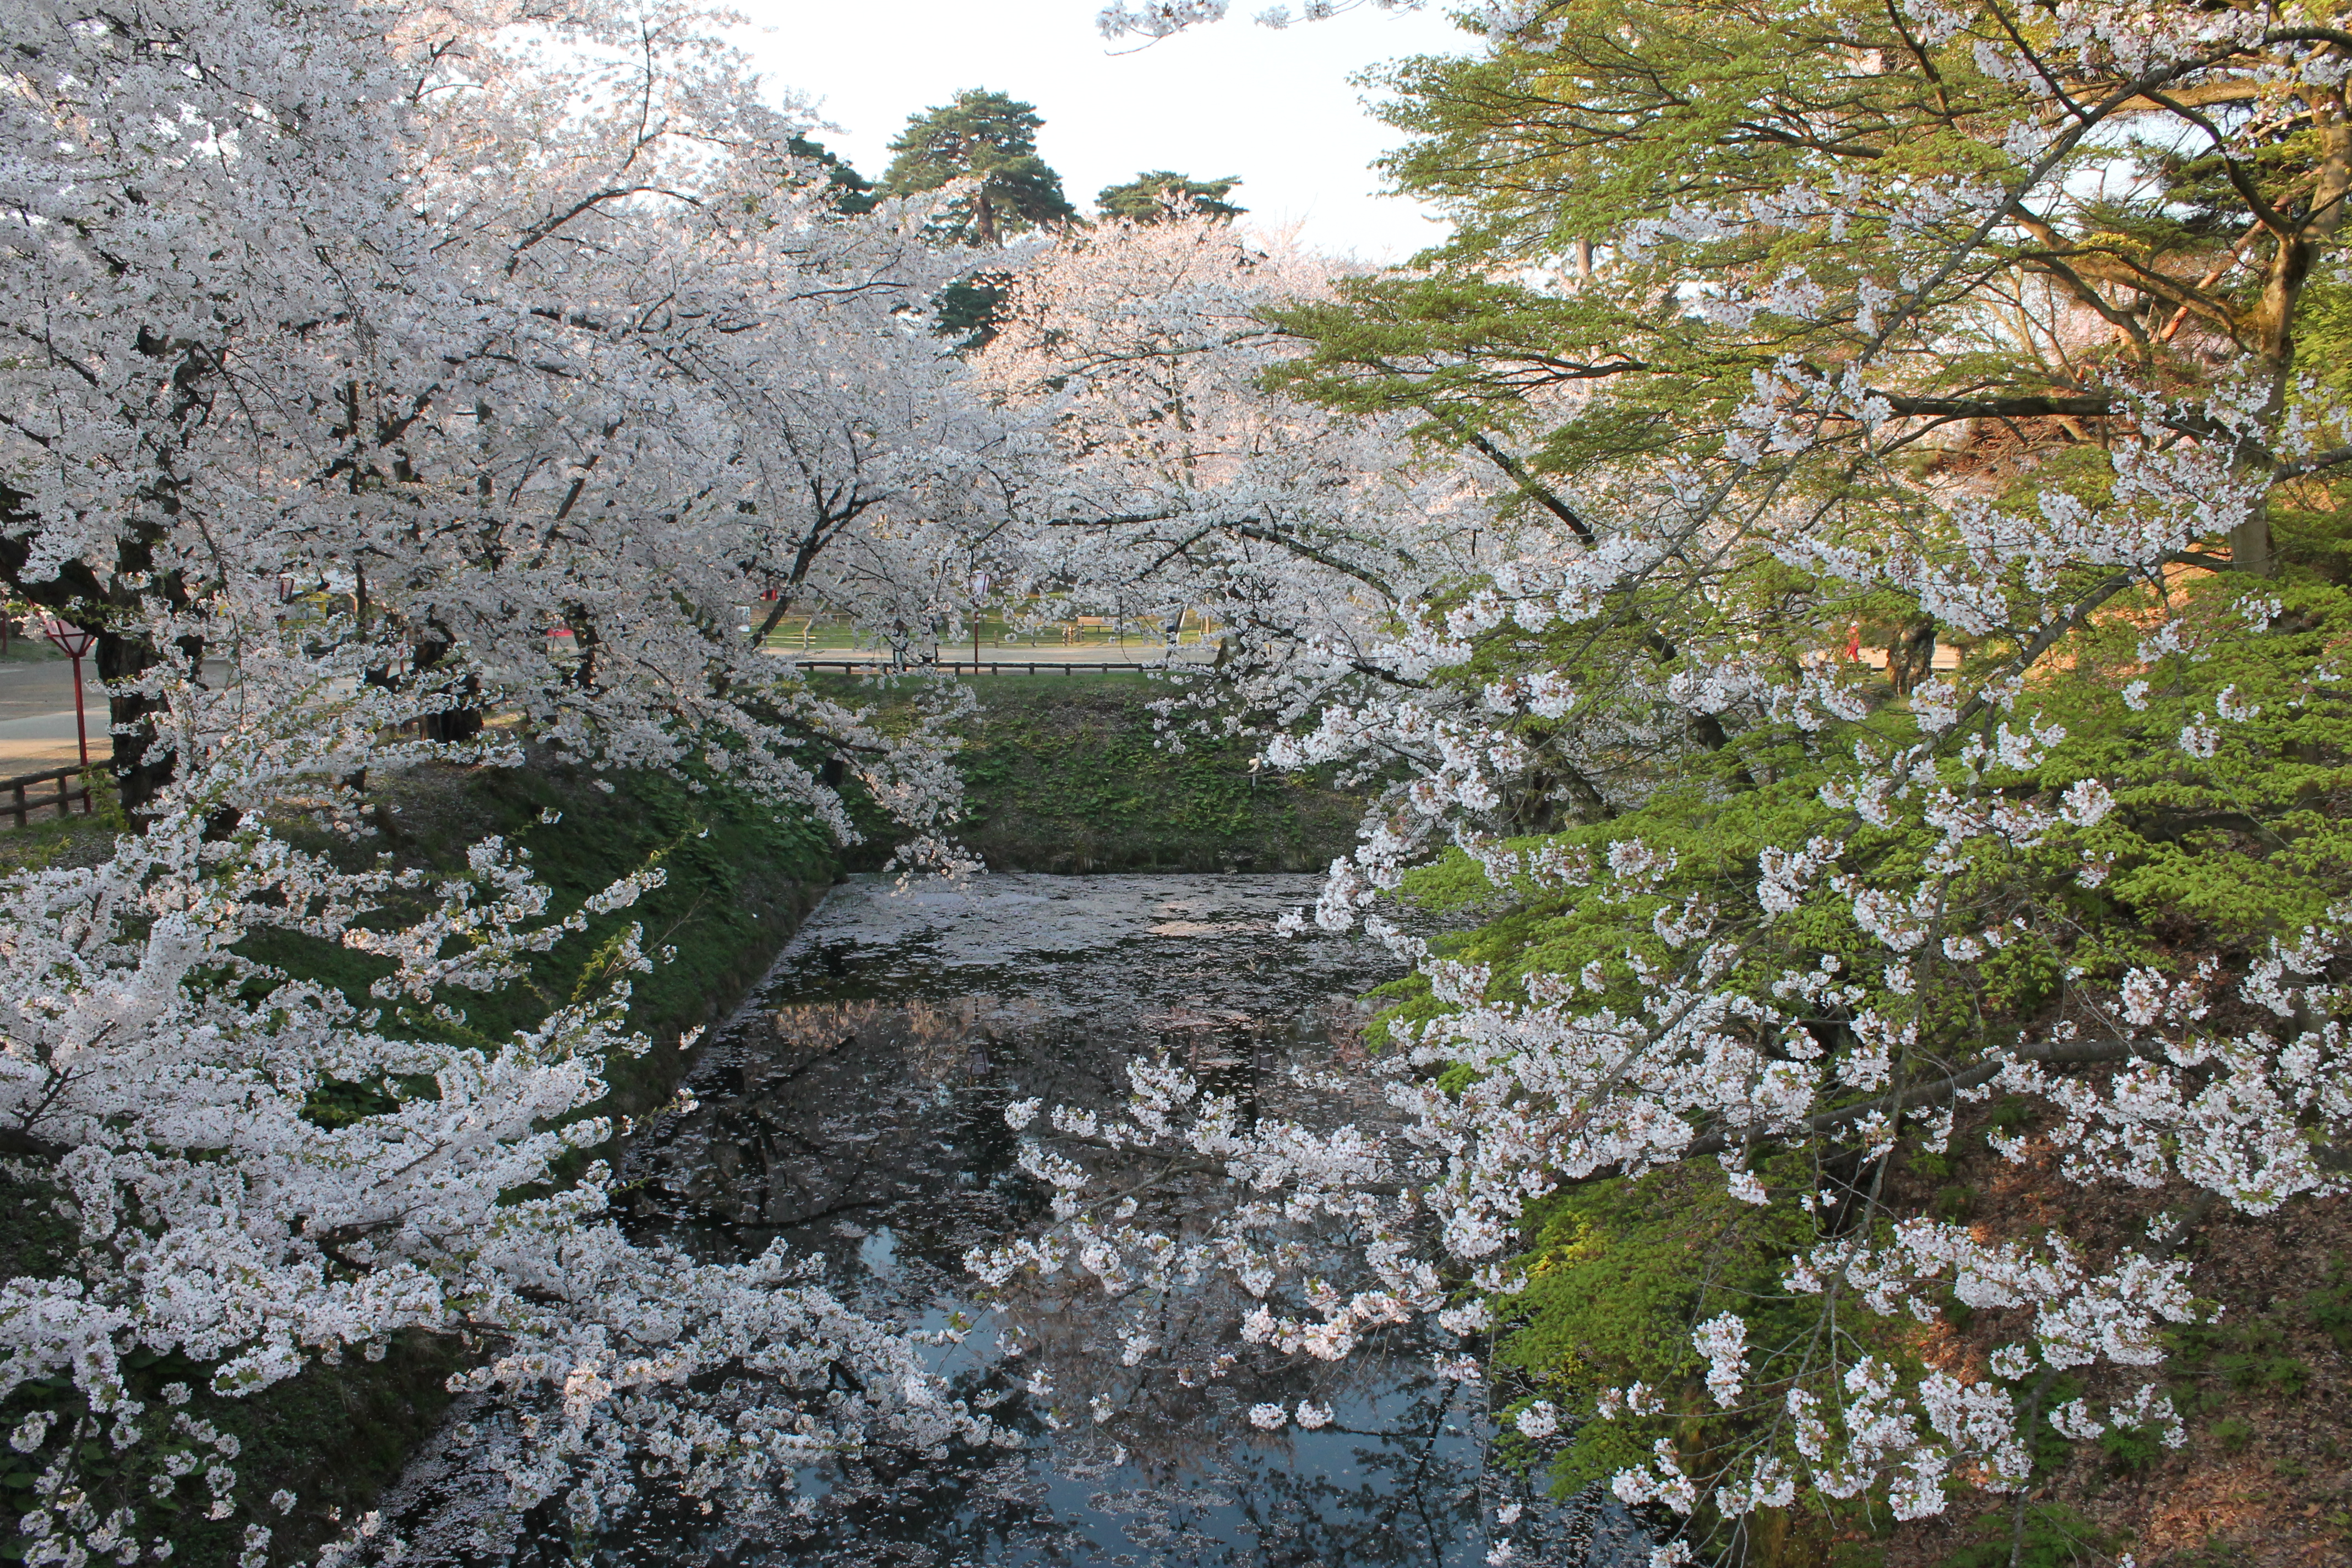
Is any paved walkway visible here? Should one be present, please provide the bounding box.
[0,654,106,775]
[0,655,105,719]
[0,713,92,771]
[763,643,1213,668]
[0,639,1217,774]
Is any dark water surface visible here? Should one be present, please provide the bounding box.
[393,874,1645,1567]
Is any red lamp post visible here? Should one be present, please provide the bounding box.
[39,616,97,770]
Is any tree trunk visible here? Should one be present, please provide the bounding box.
[413,631,484,744]
[1888,616,1936,697]
[2241,90,2351,579]
[0,492,186,818]
[96,630,177,815]
[2230,516,2273,578]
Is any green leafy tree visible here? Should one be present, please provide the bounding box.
[1196,0,2352,1556]
[1275,0,2352,579]
[880,89,1077,245]
[1095,170,1244,224]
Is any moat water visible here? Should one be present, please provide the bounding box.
[391,873,1647,1566]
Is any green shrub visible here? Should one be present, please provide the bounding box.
[2099,1420,2166,1473]
[2216,1322,2310,1397]
[1936,1503,2111,1567]
[2308,1256,2352,1351]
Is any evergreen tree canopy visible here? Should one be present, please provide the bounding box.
[933,271,1013,352]
[881,88,1077,244]
[1096,170,1244,224]
[783,132,878,215]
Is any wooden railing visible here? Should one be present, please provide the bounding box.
[796,659,1193,677]
[3,765,94,829]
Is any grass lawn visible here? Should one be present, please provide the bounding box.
[820,669,1365,873]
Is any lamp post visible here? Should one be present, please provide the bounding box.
[39,616,97,770]
[968,571,992,667]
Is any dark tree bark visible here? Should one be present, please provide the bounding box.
[412,630,484,744]
[1888,615,1937,696]
[0,487,188,818]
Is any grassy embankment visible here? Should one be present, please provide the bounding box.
[0,671,1365,1563]
[846,669,1363,873]
[0,758,840,1566]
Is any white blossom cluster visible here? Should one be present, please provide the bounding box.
[968,215,1510,734]
[0,706,996,1562]
[0,0,1053,1555]
[8,0,2352,1559]
[982,6,2352,1562]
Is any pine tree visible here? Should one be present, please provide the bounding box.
[880,89,1077,245]
[784,132,878,215]
[1096,170,1244,224]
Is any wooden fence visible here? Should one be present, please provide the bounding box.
[3,765,94,829]
[796,660,1191,677]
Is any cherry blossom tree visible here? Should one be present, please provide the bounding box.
[988,3,2352,1562]
[971,215,1510,731]
[0,0,1025,832]
[13,0,2351,1561]
[0,1,1036,1559]
[0,662,997,1565]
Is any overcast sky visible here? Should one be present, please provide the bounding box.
[731,1,1477,262]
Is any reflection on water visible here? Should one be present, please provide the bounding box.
[398,874,1649,1566]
